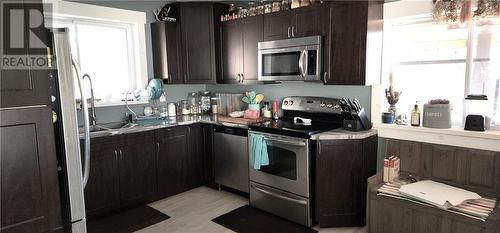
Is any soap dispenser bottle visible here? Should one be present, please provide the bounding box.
[411,101,421,127]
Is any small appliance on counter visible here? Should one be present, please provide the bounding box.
[464,94,491,131]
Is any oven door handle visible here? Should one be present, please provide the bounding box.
[264,137,306,146]
[252,185,308,205]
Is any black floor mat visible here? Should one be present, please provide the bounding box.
[87,205,169,233]
[212,205,317,233]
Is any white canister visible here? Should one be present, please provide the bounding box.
[167,102,177,117]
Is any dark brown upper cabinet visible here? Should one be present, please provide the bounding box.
[151,2,226,85]
[323,1,383,85]
[220,15,263,84]
[263,4,326,41]
[180,3,226,84]
[151,21,183,84]
[1,0,52,108]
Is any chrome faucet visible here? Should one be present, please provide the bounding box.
[82,74,97,126]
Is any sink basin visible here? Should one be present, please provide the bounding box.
[81,122,138,134]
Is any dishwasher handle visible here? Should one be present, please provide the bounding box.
[213,125,248,137]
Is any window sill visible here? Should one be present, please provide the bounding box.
[94,100,149,108]
[374,123,500,152]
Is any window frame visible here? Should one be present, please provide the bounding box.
[43,0,148,106]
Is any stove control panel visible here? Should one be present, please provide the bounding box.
[281,96,343,114]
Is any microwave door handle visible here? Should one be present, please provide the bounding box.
[298,50,305,78]
[302,49,309,78]
[299,49,307,78]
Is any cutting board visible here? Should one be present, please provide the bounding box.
[217,115,269,125]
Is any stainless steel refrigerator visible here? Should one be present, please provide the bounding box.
[51,28,91,233]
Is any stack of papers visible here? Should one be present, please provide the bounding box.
[377,181,497,221]
[399,180,481,209]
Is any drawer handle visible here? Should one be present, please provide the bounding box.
[252,185,307,205]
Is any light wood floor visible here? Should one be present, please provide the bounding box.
[136,186,366,233]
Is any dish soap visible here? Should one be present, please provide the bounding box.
[411,102,421,127]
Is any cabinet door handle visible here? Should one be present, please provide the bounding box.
[156,142,160,153]
[287,26,291,38]
[291,26,295,37]
[237,74,241,83]
[323,72,328,84]
[119,149,123,160]
[114,149,118,160]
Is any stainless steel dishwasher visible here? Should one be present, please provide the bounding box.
[213,125,249,193]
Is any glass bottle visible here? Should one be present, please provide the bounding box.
[200,91,211,114]
[264,0,272,14]
[248,2,256,16]
[272,2,281,12]
[239,7,248,18]
[281,0,290,10]
[188,92,199,115]
[256,1,265,15]
[180,100,190,115]
[411,102,421,127]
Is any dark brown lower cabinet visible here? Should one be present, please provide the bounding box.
[187,124,204,189]
[85,124,210,217]
[155,125,204,199]
[84,136,120,218]
[1,107,62,233]
[85,132,156,218]
[201,124,216,188]
[118,132,157,205]
[155,126,190,197]
[316,135,377,228]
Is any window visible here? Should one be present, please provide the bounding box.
[52,19,136,103]
[45,1,147,105]
[383,18,500,127]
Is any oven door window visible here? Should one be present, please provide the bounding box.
[262,52,301,76]
[258,143,297,180]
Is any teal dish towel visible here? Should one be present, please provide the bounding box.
[250,134,269,170]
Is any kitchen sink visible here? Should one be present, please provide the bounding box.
[81,122,138,134]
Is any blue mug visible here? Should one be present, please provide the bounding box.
[382,112,394,124]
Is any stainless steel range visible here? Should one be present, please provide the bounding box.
[248,96,345,227]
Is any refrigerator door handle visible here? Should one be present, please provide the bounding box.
[72,57,91,188]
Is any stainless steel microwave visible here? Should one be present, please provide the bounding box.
[258,36,322,82]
